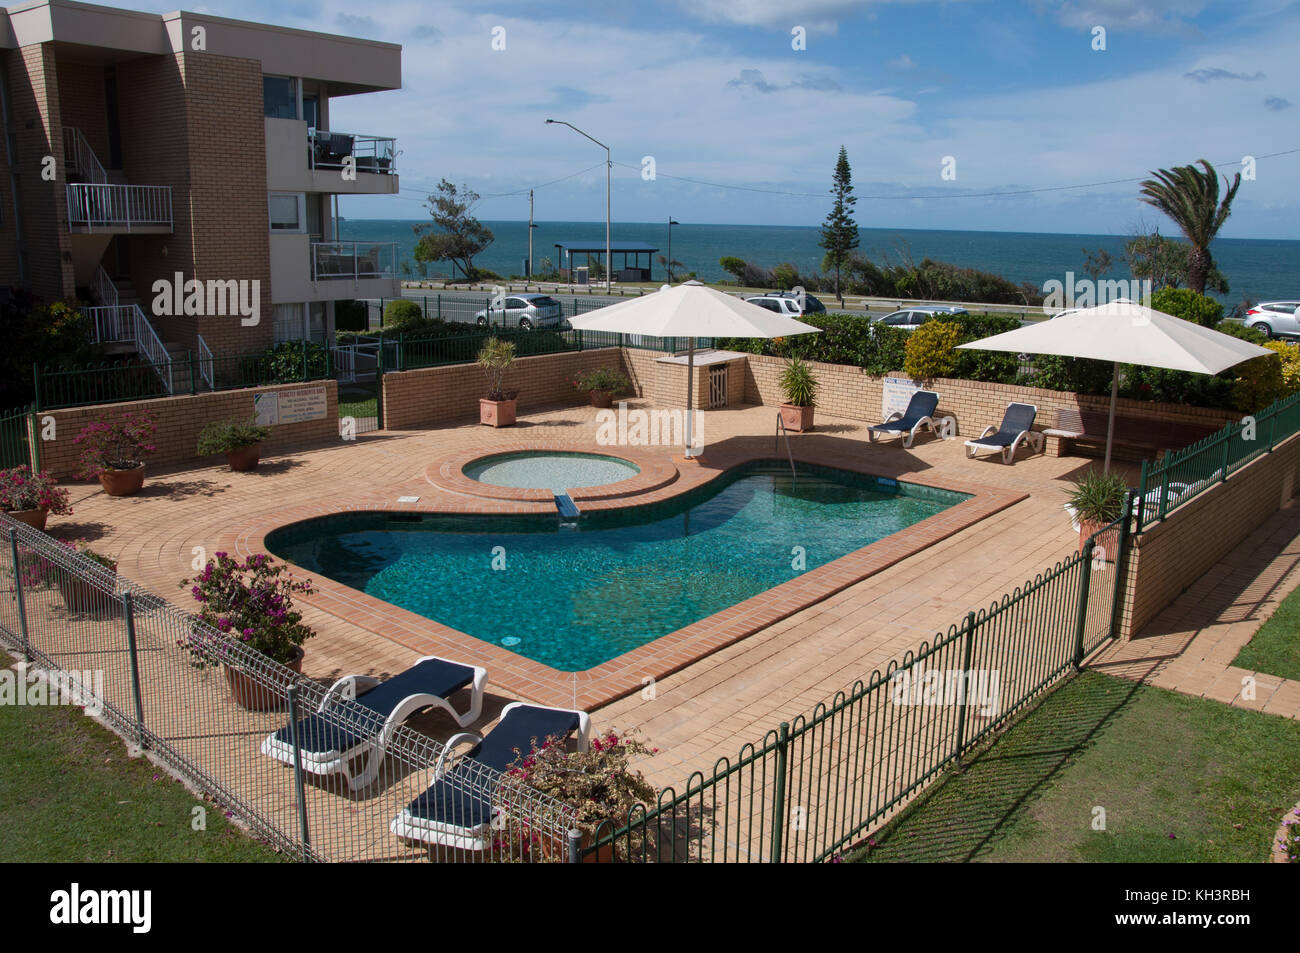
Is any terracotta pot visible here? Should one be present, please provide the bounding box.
[223,645,305,712]
[780,403,815,433]
[226,443,262,472]
[6,508,48,531]
[1077,520,1121,558]
[98,464,145,497]
[57,575,106,615]
[480,398,517,428]
[588,390,614,409]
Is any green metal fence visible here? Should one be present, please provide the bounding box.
[1134,389,1300,532]
[585,509,1130,862]
[0,405,37,470]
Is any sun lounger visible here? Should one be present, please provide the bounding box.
[390,702,591,851]
[964,402,1043,464]
[261,655,487,791]
[868,390,941,448]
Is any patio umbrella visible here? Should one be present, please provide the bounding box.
[956,299,1271,472]
[567,281,820,456]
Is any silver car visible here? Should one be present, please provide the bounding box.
[475,293,563,330]
[873,305,969,332]
[744,291,828,317]
[1242,301,1300,338]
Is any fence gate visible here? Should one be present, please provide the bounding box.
[334,339,382,436]
[708,364,728,409]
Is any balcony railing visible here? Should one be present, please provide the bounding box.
[66,183,173,232]
[311,241,398,281]
[307,129,397,174]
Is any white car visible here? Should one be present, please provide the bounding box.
[873,305,969,332]
[743,291,828,317]
[1242,301,1300,338]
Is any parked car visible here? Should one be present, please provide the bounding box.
[1242,301,1300,338]
[872,305,969,332]
[744,291,828,317]
[475,293,563,330]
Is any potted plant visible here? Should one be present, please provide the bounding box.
[197,417,272,472]
[54,540,117,615]
[573,367,633,409]
[0,466,72,531]
[1065,469,1128,555]
[74,412,157,496]
[778,356,817,433]
[477,336,518,427]
[496,730,658,863]
[178,552,315,710]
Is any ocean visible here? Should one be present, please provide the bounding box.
[338,220,1299,305]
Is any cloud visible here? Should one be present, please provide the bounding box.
[1265,96,1293,110]
[1037,0,1209,34]
[727,68,842,92]
[889,54,917,69]
[1184,67,1265,82]
[335,13,378,35]
[676,0,925,31]
[411,25,442,40]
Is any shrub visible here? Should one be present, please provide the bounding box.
[1215,319,1268,345]
[477,337,517,400]
[949,313,1022,382]
[573,367,631,395]
[1231,351,1285,413]
[904,321,963,380]
[73,412,157,477]
[1151,287,1223,327]
[260,340,327,383]
[383,299,425,327]
[772,263,800,291]
[0,466,72,515]
[1267,339,1300,393]
[197,417,272,456]
[179,553,315,666]
[1280,805,1300,863]
[779,357,817,407]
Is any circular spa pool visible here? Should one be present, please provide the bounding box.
[463,451,640,492]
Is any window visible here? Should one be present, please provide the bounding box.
[269,192,304,231]
[273,303,304,343]
[264,76,298,119]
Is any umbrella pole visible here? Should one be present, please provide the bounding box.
[1104,361,1118,474]
[684,337,697,457]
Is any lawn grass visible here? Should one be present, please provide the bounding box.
[853,671,1300,863]
[1232,582,1300,681]
[337,386,378,420]
[0,654,283,862]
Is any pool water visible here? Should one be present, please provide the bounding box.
[267,463,966,671]
[464,451,639,491]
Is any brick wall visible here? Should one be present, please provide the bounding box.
[56,61,110,164]
[382,348,629,429]
[38,380,338,479]
[1117,432,1300,638]
[741,353,1240,438]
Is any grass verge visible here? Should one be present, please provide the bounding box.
[852,671,1300,862]
[1232,582,1300,681]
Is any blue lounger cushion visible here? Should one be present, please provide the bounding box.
[272,658,476,755]
[871,391,939,435]
[968,403,1037,447]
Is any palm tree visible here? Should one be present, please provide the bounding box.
[1138,159,1240,295]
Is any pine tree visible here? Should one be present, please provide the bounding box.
[819,146,859,304]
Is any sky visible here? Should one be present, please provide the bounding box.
[169,0,1299,237]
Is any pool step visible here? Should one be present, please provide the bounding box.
[554,493,580,525]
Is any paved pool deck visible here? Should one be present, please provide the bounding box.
[53,399,1124,790]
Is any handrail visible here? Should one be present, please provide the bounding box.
[83,305,133,344]
[91,265,118,308]
[311,241,398,281]
[307,128,397,173]
[774,412,797,481]
[129,305,173,395]
[66,183,173,233]
[196,334,214,391]
[62,126,107,184]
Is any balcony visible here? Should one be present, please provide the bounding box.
[66,183,174,234]
[312,241,398,281]
[308,129,396,175]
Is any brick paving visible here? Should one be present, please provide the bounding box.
[55,398,1118,794]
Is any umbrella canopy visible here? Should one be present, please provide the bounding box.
[568,282,820,455]
[957,299,1271,471]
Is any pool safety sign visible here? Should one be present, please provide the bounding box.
[882,377,922,420]
[254,386,328,427]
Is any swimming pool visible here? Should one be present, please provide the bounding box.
[464,450,639,491]
[266,462,968,671]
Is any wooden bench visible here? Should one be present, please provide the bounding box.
[1042,408,1221,462]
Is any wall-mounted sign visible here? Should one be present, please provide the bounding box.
[882,376,922,420]
[253,386,327,427]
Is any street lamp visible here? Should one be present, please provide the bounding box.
[667,218,680,283]
[545,119,611,292]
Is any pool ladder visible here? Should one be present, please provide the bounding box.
[774,412,797,482]
[554,492,580,529]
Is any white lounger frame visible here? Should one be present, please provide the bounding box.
[260,654,488,792]
[868,391,941,449]
[964,403,1043,464]
[389,702,592,850]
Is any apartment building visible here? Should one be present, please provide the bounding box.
[0,0,401,380]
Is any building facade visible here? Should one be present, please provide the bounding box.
[0,0,400,375]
